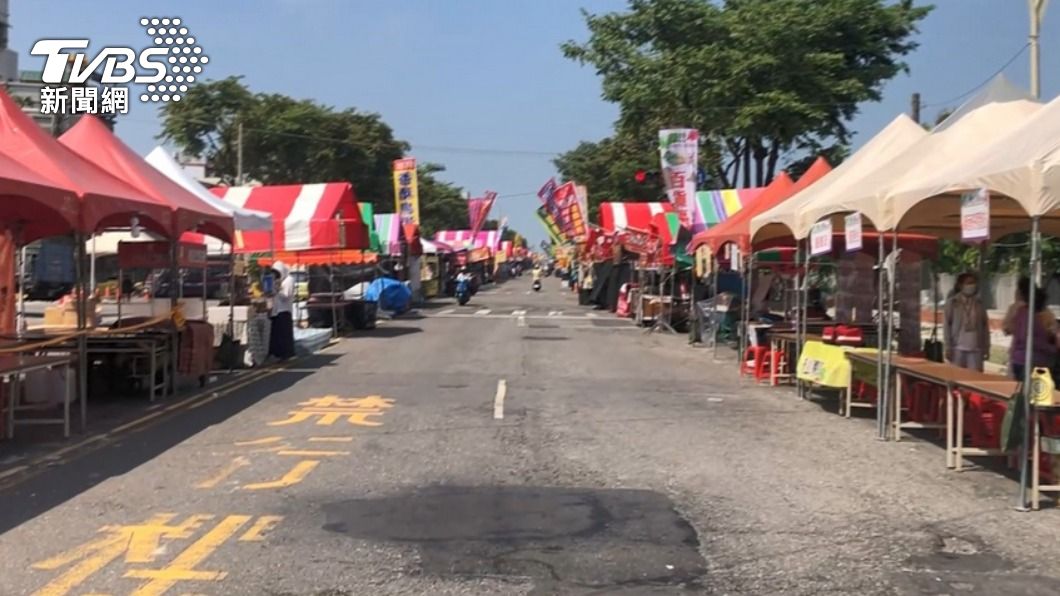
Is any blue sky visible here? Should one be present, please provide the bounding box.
[10,1,1059,246]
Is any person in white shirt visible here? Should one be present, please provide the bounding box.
[268,261,296,360]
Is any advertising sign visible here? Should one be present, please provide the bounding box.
[393,158,420,226]
[658,128,699,229]
[960,188,989,242]
[810,219,833,257]
[844,213,863,252]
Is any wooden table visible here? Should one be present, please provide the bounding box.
[1,354,79,439]
[767,331,822,386]
[948,377,1060,510]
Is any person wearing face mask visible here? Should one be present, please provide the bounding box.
[943,272,989,371]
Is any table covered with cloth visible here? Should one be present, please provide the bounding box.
[797,340,877,388]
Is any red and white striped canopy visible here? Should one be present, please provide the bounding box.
[598,202,673,233]
[209,182,368,253]
[434,230,501,250]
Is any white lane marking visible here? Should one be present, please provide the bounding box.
[517,315,527,327]
[493,379,507,420]
[586,312,598,318]
[511,309,526,317]
[548,311,563,317]
[474,309,491,316]
[437,309,454,315]
[525,291,533,295]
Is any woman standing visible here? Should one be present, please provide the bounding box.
[943,272,990,371]
[268,261,296,361]
[1003,277,1057,380]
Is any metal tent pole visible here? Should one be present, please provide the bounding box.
[793,239,803,397]
[17,243,26,334]
[882,230,899,440]
[876,233,886,438]
[228,244,237,372]
[75,233,88,426]
[712,253,721,359]
[1018,216,1041,511]
[801,240,811,398]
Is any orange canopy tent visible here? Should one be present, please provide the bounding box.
[0,89,172,238]
[689,157,832,254]
[60,116,234,243]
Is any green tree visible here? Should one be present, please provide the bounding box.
[158,77,471,234]
[562,0,932,188]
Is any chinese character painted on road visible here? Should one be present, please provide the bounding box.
[269,395,395,427]
[31,513,282,596]
[195,436,353,491]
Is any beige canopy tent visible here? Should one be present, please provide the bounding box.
[750,114,927,245]
[796,96,1041,241]
[888,93,1060,239]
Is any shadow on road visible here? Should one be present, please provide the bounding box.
[350,326,423,339]
[0,353,338,535]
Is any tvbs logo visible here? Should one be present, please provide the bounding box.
[31,17,209,104]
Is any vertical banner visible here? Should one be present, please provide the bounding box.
[536,206,563,244]
[538,178,563,229]
[469,191,497,238]
[553,182,586,241]
[659,128,699,229]
[392,158,420,226]
[810,219,833,257]
[960,188,989,242]
[844,213,863,252]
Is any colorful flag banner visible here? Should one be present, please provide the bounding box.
[538,177,564,229]
[469,190,497,238]
[536,205,563,244]
[659,129,699,229]
[392,158,420,226]
[553,182,586,241]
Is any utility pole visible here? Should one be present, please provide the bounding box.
[236,120,244,185]
[1030,0,1049,99]
[910,92,921,124]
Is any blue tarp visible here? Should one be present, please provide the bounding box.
[364,277,412,313]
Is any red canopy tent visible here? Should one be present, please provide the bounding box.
[689,157,833,254]
[209,183,368,253]
[0,89,172,238]
[0,149,79,243]
[60,116,234,242]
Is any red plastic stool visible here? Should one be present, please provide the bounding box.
[741,346,769,379]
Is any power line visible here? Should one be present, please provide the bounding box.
[921,43,1030,108]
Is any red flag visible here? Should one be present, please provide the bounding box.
[469,191,497,236]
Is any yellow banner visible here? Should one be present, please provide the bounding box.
[392,158,420,226]
[796,341,876,388]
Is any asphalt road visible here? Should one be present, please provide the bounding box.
[2,276,1060,595]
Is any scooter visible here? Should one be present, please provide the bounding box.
[532,279,542,292]
[456,278,471,305]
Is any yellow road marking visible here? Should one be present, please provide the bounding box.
[238,516,283,542]
[194,457,250,489]
[308,436,354,442]
[31,514,186,596]
[276,449,349,457]
[240,460,319,490]
[233,437,283,447]
[124,515,251,595]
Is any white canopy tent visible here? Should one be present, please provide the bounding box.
[795,95,1041,240]
[887,93,1060,238]
[750,114,927,244]
[145,147,272,232]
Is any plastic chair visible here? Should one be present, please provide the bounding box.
[741,346,770,380]
[767,349,787,385]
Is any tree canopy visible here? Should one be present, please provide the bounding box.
[158,77,519,239]
[559,0,932,191]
